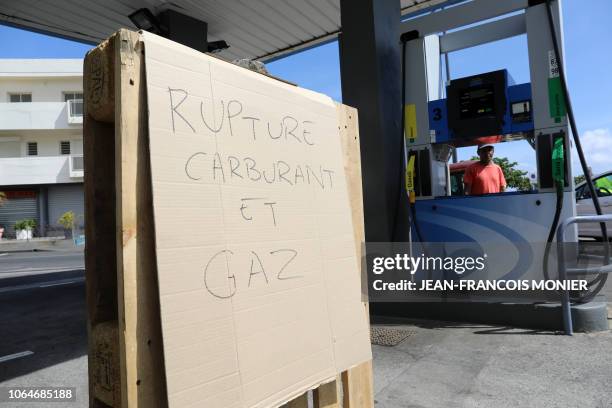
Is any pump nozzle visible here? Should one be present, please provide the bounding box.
[551,136,565,192]
[406,154,416,204]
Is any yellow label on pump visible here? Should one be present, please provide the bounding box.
[406,155,415,193]
[404,104,417,143]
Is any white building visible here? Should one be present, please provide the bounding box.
[0,59,84,238]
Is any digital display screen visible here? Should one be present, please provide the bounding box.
[511,100,531,123]
[458,84,495,119]
[512,101,530,115]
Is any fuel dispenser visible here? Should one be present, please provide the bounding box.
[398,0,607,303]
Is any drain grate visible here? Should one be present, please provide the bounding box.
[370,326,416,346]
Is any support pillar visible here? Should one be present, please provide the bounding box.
[339,0,410,243]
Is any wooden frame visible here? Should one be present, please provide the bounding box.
[84,29,373,408]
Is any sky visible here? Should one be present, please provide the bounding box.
[0,0,610,177]
[266,0,612,177]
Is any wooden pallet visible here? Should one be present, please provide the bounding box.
[84,29,373,408]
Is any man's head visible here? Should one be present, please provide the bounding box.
[477,144,495,164]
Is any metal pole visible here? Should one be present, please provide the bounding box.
[556,219,573,334]
[560,275,573,335]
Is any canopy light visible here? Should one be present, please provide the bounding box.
[128,8,162,34]
[208,40,229,53]
[127,8,226,54]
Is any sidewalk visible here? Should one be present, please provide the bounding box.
[372,319,612,408]
[0,236,84,253]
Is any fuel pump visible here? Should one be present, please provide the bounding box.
[397,0,606,302]
[542,0,608,301]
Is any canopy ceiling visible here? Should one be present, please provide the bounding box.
[0,0,453,61]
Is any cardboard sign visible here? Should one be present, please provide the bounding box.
[142,32,371,408]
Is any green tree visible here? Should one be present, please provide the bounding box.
[0,192,6,206]
[574,174,586,186]
[470,156,532,191]
[57,211,77,230]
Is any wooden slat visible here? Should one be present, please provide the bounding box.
[336,104,374,408]
[313,377,341,408]
[336,104,365,264]
[90,322,121,407]
[85,35,115,124]
[84,34,120,408]
[282,392,309,408]
[114,29,167,408]
[342,362,374,408]
[84,36,118,326]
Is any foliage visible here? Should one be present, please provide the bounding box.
[57,211,77,230]
[15,219,37,230]
[574,174,586,186]
[0,191,5,207]
[470,156,532,191]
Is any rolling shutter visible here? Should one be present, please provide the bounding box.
[48,184,85,227]
[0,194,39,237]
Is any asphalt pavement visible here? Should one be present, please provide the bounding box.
[0,250,84,280]
[0,277,88,407]
[0,246,87,406]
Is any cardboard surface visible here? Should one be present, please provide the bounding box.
[142,32,371,408]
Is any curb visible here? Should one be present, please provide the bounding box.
[0,238,83,253]
[0,249,53,254]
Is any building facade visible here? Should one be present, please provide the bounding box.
[0,59,84,238]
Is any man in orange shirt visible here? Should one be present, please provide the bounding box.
[463,143,507,195]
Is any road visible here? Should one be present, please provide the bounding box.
[0,250,87,406]
[0,250,84,279]
[0,278,88,407]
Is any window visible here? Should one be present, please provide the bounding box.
[60,141,71,155]
[27,142,38,156]
[450,172,465,196]
[64,92,83,117]
[576,185,587,200]
[576,174,612,199]
[595,174,612,197]
[9,93,32,103]
[64,92,83,102]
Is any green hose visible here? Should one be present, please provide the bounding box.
[551,137,564,190]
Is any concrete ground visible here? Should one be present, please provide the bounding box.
[0,279,88,407]
[1,263,611,408]
[372,319,612,408]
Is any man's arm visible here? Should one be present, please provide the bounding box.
[463,165,474,195]
[498,166,507,192]
[464,182,471,195]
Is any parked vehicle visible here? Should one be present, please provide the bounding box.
[575,171,612,240]
[449,160,477,196]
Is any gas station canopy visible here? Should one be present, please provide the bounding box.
[0,0,449,61]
